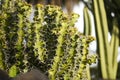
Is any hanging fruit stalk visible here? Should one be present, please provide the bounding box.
[83,7,92,35]
[93,0,119,79]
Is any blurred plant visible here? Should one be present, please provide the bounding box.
[83,6,92,80]
[83,6,92,36]
[92,0,119,79]
[80,0,120,79]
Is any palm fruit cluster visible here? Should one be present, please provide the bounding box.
[0,0,97,79]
